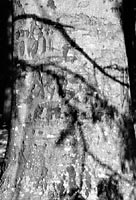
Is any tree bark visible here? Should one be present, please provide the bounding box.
[0,0,135,200]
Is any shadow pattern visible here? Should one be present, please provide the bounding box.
[13,14,129,88]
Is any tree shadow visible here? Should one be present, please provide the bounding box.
[114,0,136,181]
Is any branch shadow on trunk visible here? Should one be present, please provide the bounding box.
[12,58,135,189]
[13,14,129,88]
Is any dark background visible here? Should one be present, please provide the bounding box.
[0,0,13,128]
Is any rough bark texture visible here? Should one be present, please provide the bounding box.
[0,0,136,200]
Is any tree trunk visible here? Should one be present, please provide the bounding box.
[0,0,135,199]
